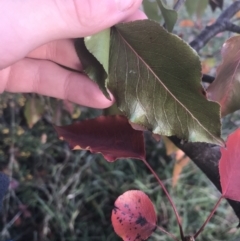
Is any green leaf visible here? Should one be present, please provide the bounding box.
[196,0,208,17]
[156,0,177,32]
[108,19,223,145]
[207,36,240,116]
[24,96,45,128]
[185,0,197,16]
[74,38,110,99]
[185,0,208,17]
[84,29,110,79]
[142,0,162,22]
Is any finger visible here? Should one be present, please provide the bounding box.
[70,0,144,36]
[27,39,83,71]
[0,0,143,68]
[123,9,148,22]
[26,10,147,71]
[2,59,114,109]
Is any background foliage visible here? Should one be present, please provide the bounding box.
[1,1,240,240]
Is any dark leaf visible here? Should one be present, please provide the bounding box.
[108,20,223,145]
[84,29,110,73]
[219,128,240,202]
[170,137,240,224]
[54,115,145,162]
[156,0,178,32]
[209,0,223,11]
[111,190,157,241]
[74,38,110,99]
[142,0,162,22]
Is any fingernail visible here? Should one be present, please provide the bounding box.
[115,0,134,11]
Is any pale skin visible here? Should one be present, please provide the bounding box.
[0,0,147,108]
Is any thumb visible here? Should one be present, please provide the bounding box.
[0,0,143,68]
[67,0,143,37]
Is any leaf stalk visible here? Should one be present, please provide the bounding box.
[194,196,223,239]
[142,159,184,240]
[156,225,180,241]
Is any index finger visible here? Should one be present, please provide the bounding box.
[26,10,147,71]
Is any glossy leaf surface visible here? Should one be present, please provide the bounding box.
[112,190,157,241]
[207,36,240,116]
[108,20,223,145]
[54,115,145,162]
[219,128,240,202]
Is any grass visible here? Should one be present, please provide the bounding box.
[0,93,239,241]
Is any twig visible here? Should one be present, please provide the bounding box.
[225,22,240,33]
[194,196,223,239]
[169,137,240,226]
[173,0,186,11]
[180,2,240,225]
[190,1,240,51]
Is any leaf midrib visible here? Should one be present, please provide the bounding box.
[115,28,220,143]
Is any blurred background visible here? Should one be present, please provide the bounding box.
[0,0,240,240]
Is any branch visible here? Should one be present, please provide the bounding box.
[170,137,240,226]
[173,0,186,11]
[190,1,240,51]
[183,2,240,224]
[225,22,240,33]
[166,0,240,227]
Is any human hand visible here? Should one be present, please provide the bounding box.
[0,0,147,108]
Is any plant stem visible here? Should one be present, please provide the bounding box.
[194,196,223,239]
[156,225,180,241]
[173,0,186,11]
[142,159,184,241]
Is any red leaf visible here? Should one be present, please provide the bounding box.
[111,190,157,241]
[207,36,240,116]
[219,128,240,201]
[54,115,145,162]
